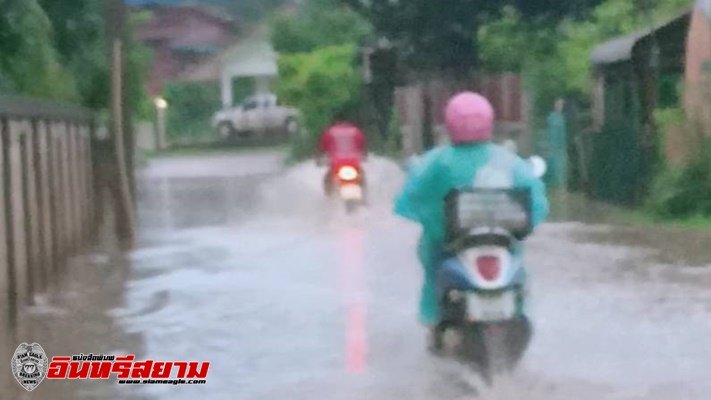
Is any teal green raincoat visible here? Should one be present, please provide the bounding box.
[394,143,549,325]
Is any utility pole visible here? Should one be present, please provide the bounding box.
[106,0,136,245]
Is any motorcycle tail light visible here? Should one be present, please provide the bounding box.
[337,166,359,181]
[475,255,501,281]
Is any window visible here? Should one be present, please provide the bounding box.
[242,99,258,111]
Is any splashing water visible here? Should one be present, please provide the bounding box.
[244,155,406,232]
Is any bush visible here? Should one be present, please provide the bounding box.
[276,44,363,161]
[163,82,222,143]
[647,139,711,219]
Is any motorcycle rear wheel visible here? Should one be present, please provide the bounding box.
[459,318,531,386]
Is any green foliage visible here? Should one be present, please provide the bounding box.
[646,140,711,219]
[477,0,696,126]
[0,0,151,116]
[558,0,694,95]
[161,78,253,143]
[163,82,222,141]
[270,2,371,54]
[39,0,106,107]
[276,44,362,160]
[478,7,528,72]
[126,11,155,120]
[479,12,568,125]
[341,0,605,77]
[0,0,79,101]
[653,106,685,167]
[654,107,685,132]
[232,77,255,106]
[647,101,711,220]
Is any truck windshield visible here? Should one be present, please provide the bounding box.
[242,99,258,110]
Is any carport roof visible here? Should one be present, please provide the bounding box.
[590,8,691,66]
[590,30,651,66]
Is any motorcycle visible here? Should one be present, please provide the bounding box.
[430,156,547,385]
[319,156,367,213]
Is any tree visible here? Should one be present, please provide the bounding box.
[0,0,78,101]
[38,0,151,116]
[340,0,606,79]
[559,0,693,94]
[341,0,488,78]
[271,0,371,54]
[508,0,606,20]
[477,6,528,73]
[276,44,362,159]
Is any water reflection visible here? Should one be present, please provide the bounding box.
[136,174,271,233]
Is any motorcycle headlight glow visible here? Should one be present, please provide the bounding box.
[337,166,359,181]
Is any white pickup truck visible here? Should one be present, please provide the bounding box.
[211,93,300,138]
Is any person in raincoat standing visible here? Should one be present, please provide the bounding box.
[393,92,549,350]
[546,98,568,190]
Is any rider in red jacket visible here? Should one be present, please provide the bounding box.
[317,115,367,196]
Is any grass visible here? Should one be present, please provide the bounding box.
[620,210,711,230]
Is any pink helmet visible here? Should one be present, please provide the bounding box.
[444,92,495,144]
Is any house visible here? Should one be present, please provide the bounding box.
[683,0,711,144]
[174,25,279,108]
[132,3,238,96]
[588,7,695,204]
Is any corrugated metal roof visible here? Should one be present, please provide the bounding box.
[590,29,651,65]
[590,8,693,66]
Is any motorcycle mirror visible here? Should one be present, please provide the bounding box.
[528,155,547,178]
[404,155,422,172]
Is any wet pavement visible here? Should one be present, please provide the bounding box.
[4,150,711,399]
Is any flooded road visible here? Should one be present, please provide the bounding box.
[5,150,711,399]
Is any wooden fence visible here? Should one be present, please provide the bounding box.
[394,73,530,156]
[0,96,97,327]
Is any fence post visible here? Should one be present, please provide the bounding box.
[50,122,66,276]
[7,120,30,309]
[76,124,88,245]
[84,124,96,240]
[69,122,82,248]
[22,120,42,298]
[35,120,53,291]
[0,117,8,325]
[61,123,74,256]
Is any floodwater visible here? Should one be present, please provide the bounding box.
[3,150,711,399]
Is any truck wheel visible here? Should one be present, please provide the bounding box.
[285,117,299,136]
[217,122,235,139]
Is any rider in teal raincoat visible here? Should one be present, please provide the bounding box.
[546,98,568,190]
[393,92,549,347]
